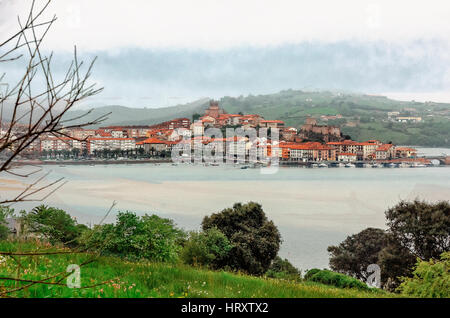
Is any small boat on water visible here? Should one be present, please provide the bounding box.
[372,163,383,168]
[337,162,346,168]
[211,163,220,167]
[345,163,356,168]
[363,163,373,168]
[240,165,249,169]
[318,163,328,168]
[398,162,410,168]
[411,163,426,168]
[387,163,397,168]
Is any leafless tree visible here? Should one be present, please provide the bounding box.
[0,0,109,205]
[0,0,113,297]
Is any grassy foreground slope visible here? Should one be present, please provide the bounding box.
[0,241,392,298]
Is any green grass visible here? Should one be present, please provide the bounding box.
[0,240,396,298]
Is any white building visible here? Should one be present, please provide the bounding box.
[87,137,136,154]
[337,153,357,162]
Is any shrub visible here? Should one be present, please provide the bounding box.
[397,252,450,298]
[305,269,370,291]
[304,268,321,281]
[20,205,83,245]
[266,256,301,281]
[0,206,14,240]
[81,211,186,262]
[202,202,282,275]
[181,227,233,268]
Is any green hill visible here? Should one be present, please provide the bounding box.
[65,98,210,127]
[66,90,450,147]
[0,241,392,298]
[218,90,450,147]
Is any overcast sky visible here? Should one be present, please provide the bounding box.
[1,0,450,107]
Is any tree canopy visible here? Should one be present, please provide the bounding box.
[202,202,281,275]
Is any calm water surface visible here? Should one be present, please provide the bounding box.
[2,149,450,270]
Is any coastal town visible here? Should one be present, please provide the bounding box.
[3,100,448,167]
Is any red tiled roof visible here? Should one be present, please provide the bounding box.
[260,120,284,123]
[396,147,417,152]
[140,137,166,144]
[376,144,393,151]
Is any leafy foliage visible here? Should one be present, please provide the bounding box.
[20,205,85,246]
[377,238,418,291]
[180,227,233,268]
[304,269,371,291]
[0,206,15,240]
[202,202,281,275]
[385,200,450,261]
[304,268,321,281]
[81,211,186,262]
[327,200,450,291]
[397,252,450,298]
[265,256,301,281]
[328,228,387,281]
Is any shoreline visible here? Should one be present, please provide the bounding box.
[11,159,173,166]
[9,158,449,167]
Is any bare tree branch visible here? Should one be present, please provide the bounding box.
[0,0,108,207]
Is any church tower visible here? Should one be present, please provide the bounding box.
[204,100,224,118]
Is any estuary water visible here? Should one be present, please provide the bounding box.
[2,158,449,271]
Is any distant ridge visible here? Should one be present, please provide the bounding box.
[62,89,450,146]
[64,98,210,128]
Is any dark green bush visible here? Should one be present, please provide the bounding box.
[266,257,301,281]
[202,202,281,275]
[181,227,233,268]
[327,228,387,281]
[305,269,370,290]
